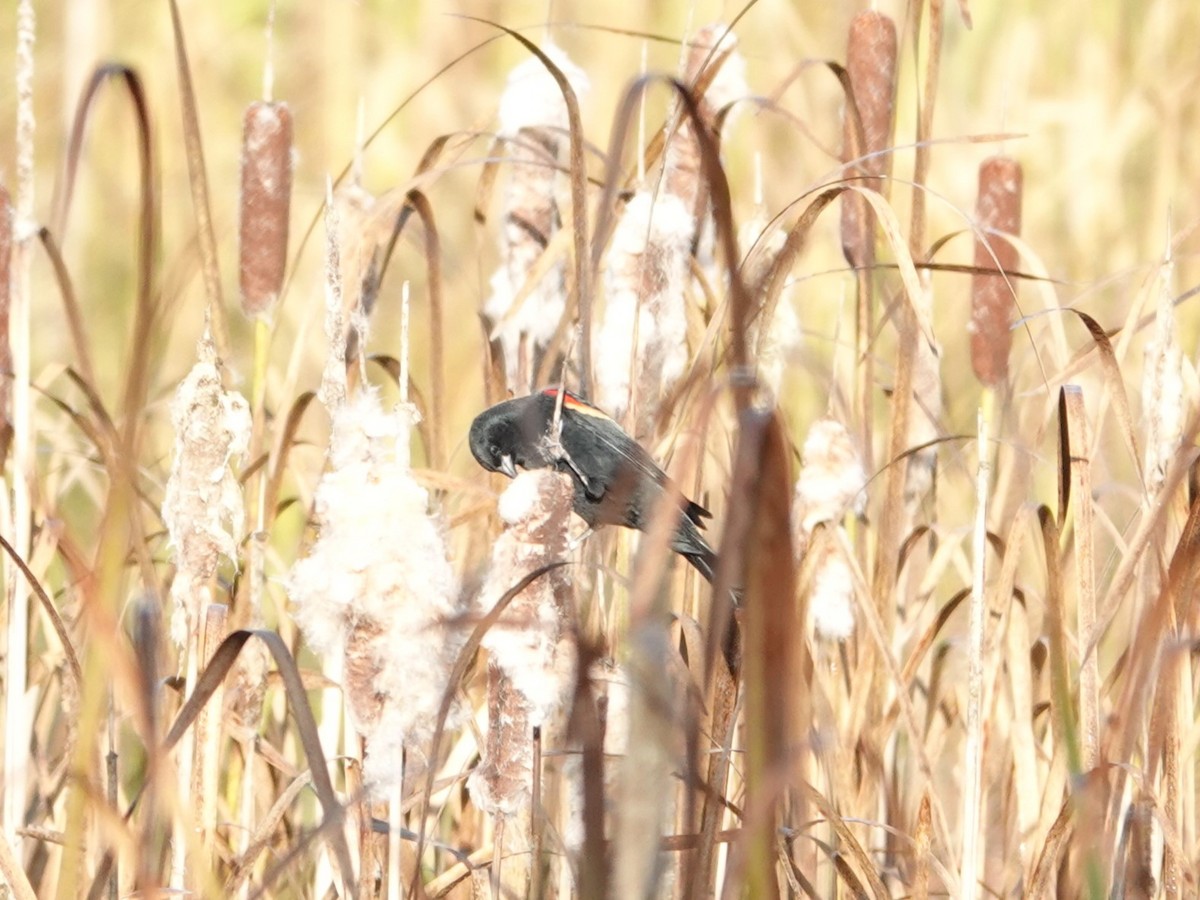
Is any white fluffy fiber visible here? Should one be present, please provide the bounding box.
[498,42,589,137]
[487,42,589,391]
[288,390,461,787]
[793,417,866,535]
[162,337,252,647]
[479,470,576,728]
[595,191,695,422]
[809,544,856,641]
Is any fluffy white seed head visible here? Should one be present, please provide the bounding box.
[739,215,802,399]
[498,42,589,137]
[163,333,252,647]
[596,191,695,429]
[470,470,576,816]
[479,469,576,727]
[486,42,589,392]
[288,390,462,789]
[793,417,866,538]
[809,541,856,641]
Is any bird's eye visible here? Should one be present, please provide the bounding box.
[489,444,502,463]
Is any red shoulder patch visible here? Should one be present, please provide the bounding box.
[541,388,613,421]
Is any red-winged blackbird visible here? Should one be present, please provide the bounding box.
[469,388,719,582]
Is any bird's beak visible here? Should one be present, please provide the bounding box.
[499,454,518,478]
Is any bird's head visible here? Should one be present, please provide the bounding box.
[468,404,521,478]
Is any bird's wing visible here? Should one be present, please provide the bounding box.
[547,390,714,525]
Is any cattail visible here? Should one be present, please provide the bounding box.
[739,213,801,399]
[808,539,856,641]
[484,43,589,393]
[0,184,11,431]
[793,417,866,541]
[663,23,748,221]
[289,390,462,788]
[319,180,348,409]
[969,155,1023,386]
[469,469,576,817]
[793,417,866,640]
[840,10,898,269]
[333,179,381,365]
[595,191,694,434]
[162,332,252,647]
[238,101,293,319]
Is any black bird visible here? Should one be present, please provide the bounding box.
[469,388,719,582]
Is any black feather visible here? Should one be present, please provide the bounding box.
[469,389,721,582]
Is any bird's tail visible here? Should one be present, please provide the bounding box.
[683,545,718,583]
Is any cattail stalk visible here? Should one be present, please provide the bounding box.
[238,101,293,320]
[470,469,576,895]
[1142,243,1182,497]
[969,155,1023,386]
[161,332,251,888]
[840,9,897,486]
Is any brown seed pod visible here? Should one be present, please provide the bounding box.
[238,101,293,319]
[969,155,1023,386]
[840,10,898,269]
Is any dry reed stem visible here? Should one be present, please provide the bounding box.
[0,184,12,438]
[909,0,944,257]
[5,0,36,851]
[1061,386,1099,770]
[969,155,1023,386]
[1142,248,1183,498]
[168,0,230,357]
[720,409,800,896]
[319,184,348,409]
[663,23,746,228]
[960,407,991,900]
[840,10,897,270]
[238,101,293,320]
[1115,795,1157,898]
[192,602,229,890]
[612,619,684,895]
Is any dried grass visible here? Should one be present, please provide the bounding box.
[4,3,1200,898]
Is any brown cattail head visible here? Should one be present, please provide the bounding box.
[0,184,12,433]
[238,100,293,319]
[663,23,747,213]
[840,10,898,269]
[969,155,1023,386]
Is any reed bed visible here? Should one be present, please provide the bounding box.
[1,1,1199,897]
